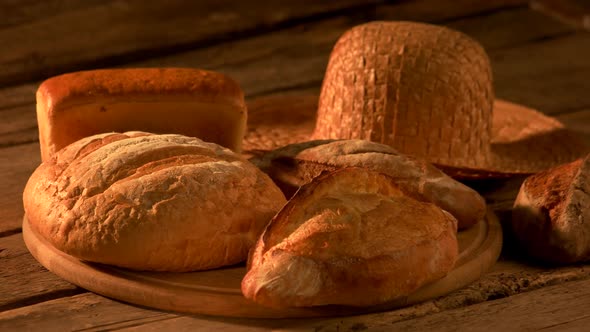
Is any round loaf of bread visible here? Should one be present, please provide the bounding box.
[23,132,287,272]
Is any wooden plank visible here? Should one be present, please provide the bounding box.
[0,1,103,29]
[491,32,590,114]
[83,275,590,331]
[557,108,590,141]
[0,0,382,88]
[0,82,37,109]
[0,233,82,312]
[532,0,590,30]
[0,294,178,331]
[1,258,589,330]
[130,16,354,97]
[0,143,40,234]
[384,278,590,331]
[0,83,42,147]
[0,7,579,148]
[445,7,574,50]
[0,104,38,148]
[375,0,529,23]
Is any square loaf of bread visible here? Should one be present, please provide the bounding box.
[36,68,247,161]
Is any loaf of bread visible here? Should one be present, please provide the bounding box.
[23,132,286,272]
[512,155,590,263]
[242,167,458,308]
[251,139,486,229]
[36,68,247,161]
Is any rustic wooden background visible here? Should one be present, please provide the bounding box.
[1,0,590,330]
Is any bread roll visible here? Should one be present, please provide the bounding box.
[251,139,486,229]
[242,167,458,308]
[512,155,590,263]
[23,132,286,272]
[36,68,247,161]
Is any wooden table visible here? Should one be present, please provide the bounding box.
[2,1,590,330]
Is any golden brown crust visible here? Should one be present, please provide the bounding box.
[23,132,286,272]
[37,68,245,110]
[36,68,248,160]
[512,155,590,264]
[242,167,458,308]
[251,139,486,229]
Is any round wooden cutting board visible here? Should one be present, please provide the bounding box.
[23,211,502,318]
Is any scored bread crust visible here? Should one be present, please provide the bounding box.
[241,167,458,308]
[251,139,485,229]
[23,132,286,272]
[512,155,590,263]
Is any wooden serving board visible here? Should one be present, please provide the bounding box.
[22,211,502,318]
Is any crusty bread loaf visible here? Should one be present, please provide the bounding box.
[251,139,486,229]
[23,132,286,272]
[36,68,247,161]
[512,155,590,263]
[242,167,459,308]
